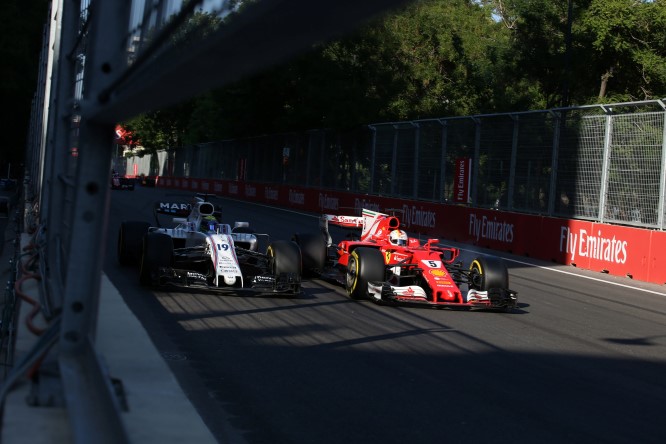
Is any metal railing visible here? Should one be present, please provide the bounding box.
[6,1,413,442]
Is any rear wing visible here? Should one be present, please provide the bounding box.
[320,208,400,246]
[155,201,192,217]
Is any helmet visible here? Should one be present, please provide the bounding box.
[201,215,218,233]
[389,230,408,246]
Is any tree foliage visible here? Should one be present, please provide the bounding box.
[124,0,666,148]
[580,0,666,101]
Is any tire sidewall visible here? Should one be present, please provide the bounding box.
[346,247,384,300]
[118,221,151,266]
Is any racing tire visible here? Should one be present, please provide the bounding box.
[139,232,173,286]
[118,221,151,266]
[267,240,302,276]
[346,247,385,300]
[469,256,509,291]
[293,232,327,276]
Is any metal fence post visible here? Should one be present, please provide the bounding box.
[56,0,132,442]
[548,110,561,215]
[658,100,666,230]
[508,114,519,210]
[437,119,448,202]
[413,122,420,199]
[472,117,481,205]
[598,106,614,223]
[391,125,399,195]
[369,125,377,194]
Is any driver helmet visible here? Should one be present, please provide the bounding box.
[389,229,408,246]
[201,215,218,233]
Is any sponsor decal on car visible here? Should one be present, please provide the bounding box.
[186,271,207,281]
[159,202,191,213]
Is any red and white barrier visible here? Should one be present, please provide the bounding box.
[157,177,666,285]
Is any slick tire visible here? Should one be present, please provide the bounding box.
[346,247,385,300]
[293,232,327,276]
[267,240,302,276]
[469,256,508,291]
[118,221,151,266]
[139,232,173,286]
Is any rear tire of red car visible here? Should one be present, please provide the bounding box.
[139,232,173,286]
[469,256,508,291]
[118,221,151,266]
[346,247,385,300]
[293,232,326,276]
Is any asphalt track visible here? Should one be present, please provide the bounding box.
[105,186,666,444]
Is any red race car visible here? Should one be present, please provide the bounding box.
[295,208,517,311]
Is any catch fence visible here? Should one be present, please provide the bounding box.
[123,99,666,230]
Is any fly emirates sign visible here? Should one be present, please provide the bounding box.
[468,213,514,243]
[560,226,628,264]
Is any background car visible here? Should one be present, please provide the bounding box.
[111,171,135,190]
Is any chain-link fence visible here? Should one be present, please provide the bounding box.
[124,99,666,230]
[14,1,417,441]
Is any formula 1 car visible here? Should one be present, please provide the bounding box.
[118,194,301,295]
[294,208,517,310]
[111,171,135,190]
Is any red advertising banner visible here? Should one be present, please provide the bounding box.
[453,157,471,203]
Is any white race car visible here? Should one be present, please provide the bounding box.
[117,194,301,295]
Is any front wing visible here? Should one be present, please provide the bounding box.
[149,266,301,295]
[367,281,517,310]
[319,264,517,310]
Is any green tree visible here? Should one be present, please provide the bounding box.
[129,0,666,147]
[124,101,194,153]
[195,0,516,137]
[580,0,666,102]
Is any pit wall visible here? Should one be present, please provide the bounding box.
[157,177,666,286]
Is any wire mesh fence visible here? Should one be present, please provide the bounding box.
[123,99,666,230]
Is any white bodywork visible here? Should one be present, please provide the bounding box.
[155,196,261,287]
[150,223,250,287]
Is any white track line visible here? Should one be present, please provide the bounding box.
[454,247,666,298]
